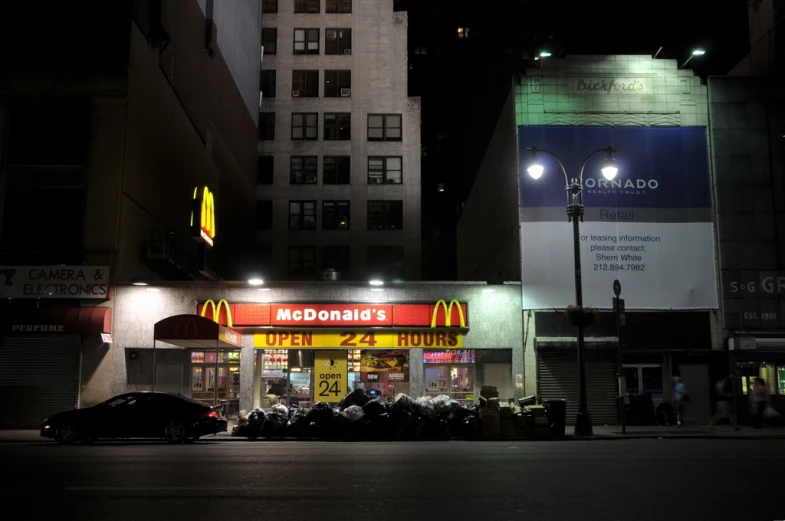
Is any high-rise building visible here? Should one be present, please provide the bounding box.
[257,0,422,282]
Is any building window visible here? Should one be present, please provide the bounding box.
[324,70,351,97]
[414,46,428,55]
[294,28,320,54]
[367,200,403,230]
[262,28,277,54]
[324,113,351,140]
[259,112,275,140]
[322,245,350,271]
[324,156,350,184]
[325,28,351,54]
[367,245,404,279]
[289,200,316,230]
[260,70,276,98]
[294,0,320,13]
[326,0,352,13]
[290,156,317,184]
[292,70,319,97]
[256,200,273,230]
[288,246,316,277]
[262,0,278,13]
[368,156,402,184]
[258,156,274,184]
[291,113,318,140]
[323,201,350,230]
[457,27,470,39]
[368,114,402,141]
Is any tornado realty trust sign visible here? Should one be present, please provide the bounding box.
[0,266,110,299]
[518,126,717,310]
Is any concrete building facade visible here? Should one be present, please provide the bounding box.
[257,0,422,282]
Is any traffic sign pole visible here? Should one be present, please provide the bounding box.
[613,280,627,435]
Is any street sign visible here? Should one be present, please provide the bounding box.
[612,297,625,312]
[613,279,621,297]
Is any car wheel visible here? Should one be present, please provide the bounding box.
[55,423,78,444]
[164,420,187,443]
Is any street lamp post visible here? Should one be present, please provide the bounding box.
[525,146,619,436]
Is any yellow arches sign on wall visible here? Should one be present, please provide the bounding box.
[191,186,215,247]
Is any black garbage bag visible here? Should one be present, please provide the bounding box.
[341,388,370,409]
[236,408,265,439]
[365,412,393,439]
[459,413,480,438]
[415,416,447,438]
[306,421,323,439]
[363,398,387,420]
[389,406,414,438]
[262,411,287,438]
[308,402,335,426]
[285,410,309,438]
[330,410,352,439]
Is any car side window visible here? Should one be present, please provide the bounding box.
[106,395,136,408]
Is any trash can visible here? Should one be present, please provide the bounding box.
[544,399,567,437]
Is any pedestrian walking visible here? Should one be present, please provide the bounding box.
[672,376,688,426]
[708,376,737,429]
[752,378,770,429]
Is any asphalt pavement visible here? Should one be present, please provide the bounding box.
[1,439,782,521]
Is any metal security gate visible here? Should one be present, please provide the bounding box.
[0,335,81,428]
[537,349,618,425]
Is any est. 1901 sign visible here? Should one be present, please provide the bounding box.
[0,266,110,299]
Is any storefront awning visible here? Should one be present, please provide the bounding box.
[1,306,112,334]
[153,314,243,348]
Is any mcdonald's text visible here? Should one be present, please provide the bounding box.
[272,304,393,326]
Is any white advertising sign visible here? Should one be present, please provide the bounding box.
[519,126,717,310]
[0,266,111,299]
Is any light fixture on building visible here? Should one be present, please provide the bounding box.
[526,156,545,180]
[131,279,149,286]
[437,183,445,192]
[483,288,496,294]
[146,287,160,293]
[540,51,552,58]
[248,278,264,286]
[369,280,384,286]
[601,153,619,181]
[680,48,706,68]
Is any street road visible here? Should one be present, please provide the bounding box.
[1,439,781,521]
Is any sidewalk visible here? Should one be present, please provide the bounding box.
[3,425,784,443]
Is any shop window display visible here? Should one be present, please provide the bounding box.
[190,350,241,417]
[348,349,410,398]
[259,349,315,409]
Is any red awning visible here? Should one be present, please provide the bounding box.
[153,314,243,348]
[2,306,112,334]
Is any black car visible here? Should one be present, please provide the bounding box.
[40,392,228,444]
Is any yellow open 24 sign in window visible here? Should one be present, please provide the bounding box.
[253,330,463,349]
[314,350,347,403]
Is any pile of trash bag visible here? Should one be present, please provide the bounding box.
[233,391,480,440]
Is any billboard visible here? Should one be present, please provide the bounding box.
[519,126,717,310]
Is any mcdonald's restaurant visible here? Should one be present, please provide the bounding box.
[113,281,523,420]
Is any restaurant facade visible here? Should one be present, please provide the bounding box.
[112,281,523,417]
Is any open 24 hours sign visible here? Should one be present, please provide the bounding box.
[253,330,463,349]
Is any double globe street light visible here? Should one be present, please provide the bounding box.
[525,146,619,436]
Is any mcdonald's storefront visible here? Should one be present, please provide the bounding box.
[113,282,524,417]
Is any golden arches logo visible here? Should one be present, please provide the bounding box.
[201,299,233,328]
[191,186,216,246]
[431,299,466,328]
[174,316,198,336]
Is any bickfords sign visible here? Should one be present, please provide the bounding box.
[569,77,650,94]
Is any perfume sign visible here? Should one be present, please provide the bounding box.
[570,77,650,95]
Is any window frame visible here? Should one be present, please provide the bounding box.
[325,28,352,55]
[288,246,317,277]
[259,112,276,140]
[367,114,402,142]
[262,0,278,13]
[291,70,319,97]
[291,112,318,140]
[324,70,351,97]
[288,200,317,230]
[324,113,351,141]
[256,200,273,230]
[367,200,403,230]
[290,156,318,185]
[323,156,351,184]
[260,70,276,98]
[367,156,403,185]
[322,200,351,230]
[367,245,404,279]
[321,245,350,272]
[294,0,320,13]
[257,155,274,184]
[262,28,277,55]
[294,28,320,55]
[326,0,352,13]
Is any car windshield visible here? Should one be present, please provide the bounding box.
[103,395,137,408]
